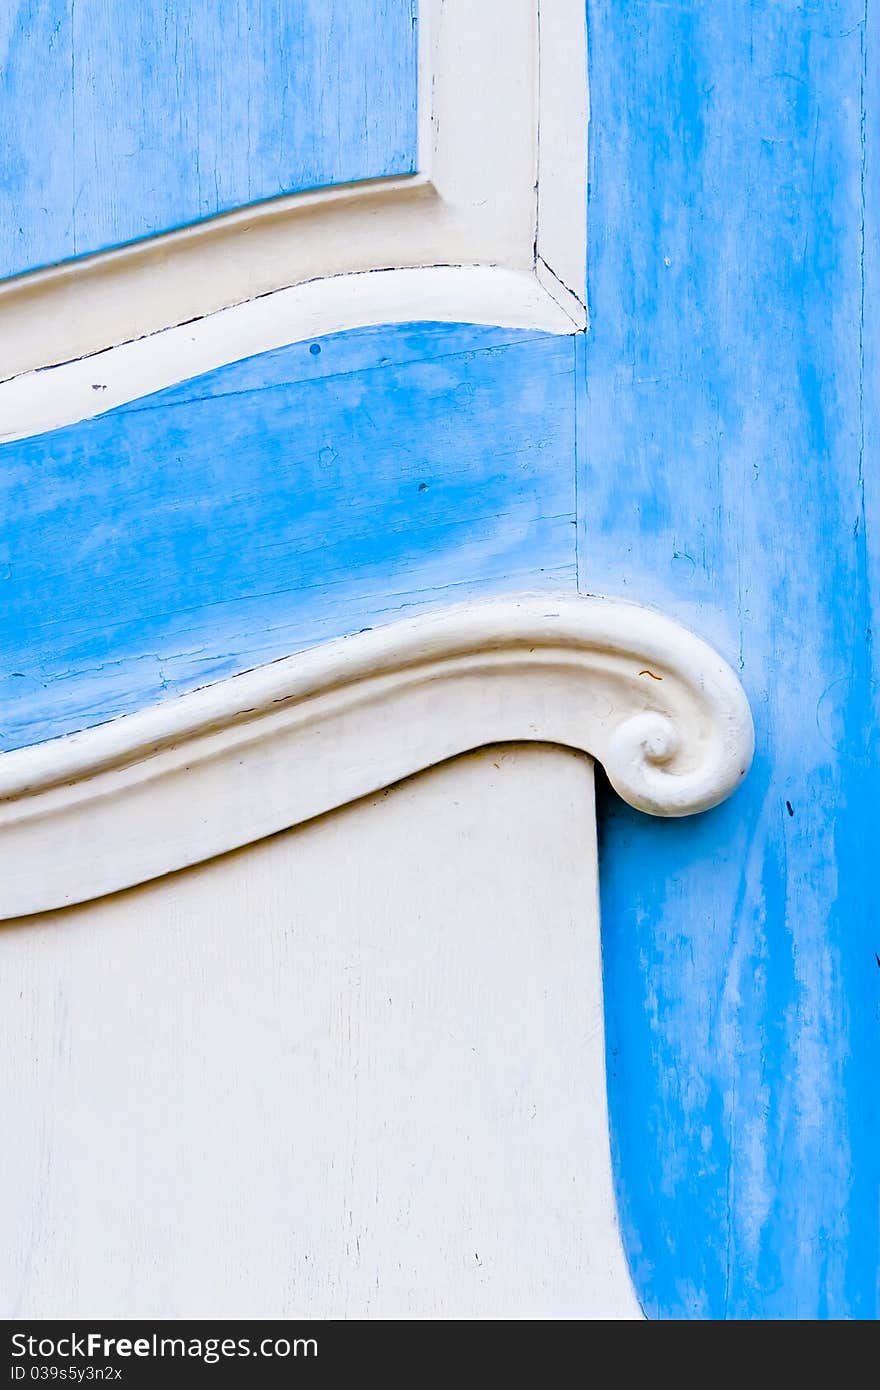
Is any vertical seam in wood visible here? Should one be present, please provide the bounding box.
[574,328,587,593]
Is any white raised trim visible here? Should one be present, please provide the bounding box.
[0,267,575,444]
[0,595,754,920]
[0,0,588,437]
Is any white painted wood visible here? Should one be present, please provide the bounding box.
[0,267,574,445]
[0,745,642,1320]
[537,0,590,308]
[0,0,589,428]
[0,595,754,920]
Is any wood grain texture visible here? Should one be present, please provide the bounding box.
[583,0,879,1319]
[3,0,876,1321]
[0,746,640,1320]
[0,0,418,281]
[0,324,576,752]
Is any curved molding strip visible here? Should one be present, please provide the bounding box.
[0,267,574,445]
[0,595,753,920]
[0,0,588,432]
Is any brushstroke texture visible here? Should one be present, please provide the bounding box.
[2,0,878,1321]
[0,324,576,750]
[585,0,879,1318]
[0,0,418,279]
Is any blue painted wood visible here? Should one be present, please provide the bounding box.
[584,0,879,1318]
[3,0,876,1322]
[0,0,418,281]
[0,324,575,751]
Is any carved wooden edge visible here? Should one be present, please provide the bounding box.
[0,595,754,920]
[0,0,588,433]
[0,267,576,445]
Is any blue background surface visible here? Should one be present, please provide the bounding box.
[0,324,576,751]
[584,0,879,1318]
[1,0,878,1318]
[0,0,418,279]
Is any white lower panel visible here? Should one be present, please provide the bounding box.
[0,745,640,1319]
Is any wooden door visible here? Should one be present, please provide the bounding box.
[3,0,870,1321]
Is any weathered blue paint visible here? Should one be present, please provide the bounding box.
[585,0,879,1318]
[0,0,418,280]
[3,0,877,1323]
[0,323,575,751]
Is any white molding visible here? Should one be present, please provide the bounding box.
[537,0,590,311]
[0,594,754,921]
[0,1,589,438]
[0,267,576,444]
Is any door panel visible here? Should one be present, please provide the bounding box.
[0,746,640,1320]
[0,0,418,280]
